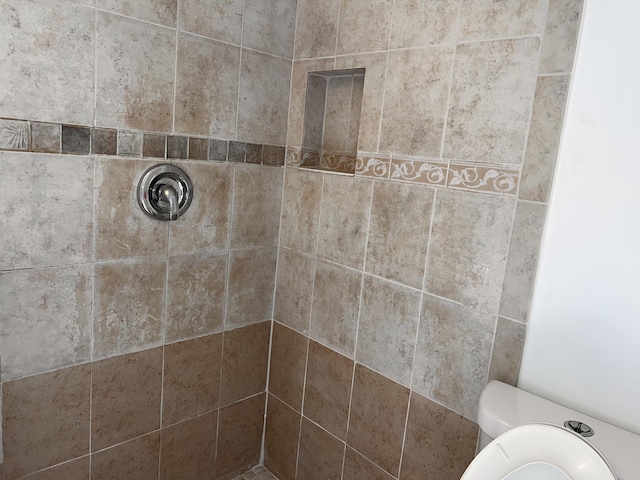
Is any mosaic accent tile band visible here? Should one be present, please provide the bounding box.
[0,118,286,166]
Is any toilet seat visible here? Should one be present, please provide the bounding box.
[461,423,617,480]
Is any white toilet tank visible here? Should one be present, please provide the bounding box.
[477,381,640,480]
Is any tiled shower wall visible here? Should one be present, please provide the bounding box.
[266,0,583,479]
[0,0,294,478]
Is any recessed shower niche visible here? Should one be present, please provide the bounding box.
[301,68,365,174]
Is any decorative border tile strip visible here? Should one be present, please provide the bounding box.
[356,154,391,179]
[447,162,519,195]
[0,117,285,167]
[320,152,356,174]
[390,156,448,186]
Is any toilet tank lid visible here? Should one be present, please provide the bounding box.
[478,381,640,480]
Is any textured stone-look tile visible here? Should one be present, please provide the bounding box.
[264,395,301,480]
[348,75,365,152]
[246,144,263,164]
[357,276,421,386]
[380,47,454,157]
[322,76,356,153]
[539,0,584,74]
[216,394,266,478]
[367,181,434,288]
[444,38,540,164]
[317,175,373,270]
[117,131,142,156]
[97,0,177,27]
[310,260,362,358]
[3,365,90,478]
[143,133,166,158]
[93,259,166,359]
[188,137,209,160]
[426,189,514,314]
[226,247,278,328]
[269,322,308,411]
[458,0,547,41]
[92,432,160,480]
[344,447,395,480]
[163,334,222,426]
[348,365,409,476]
[390,0,459,48]
[280,168,323,254]
[91,128,117,155]
[209,139,229,161]
[160,413,217,480]
[520,75,570,202]
[179,0,243,44]
[30,122,60,153]
[166,253,227,342]
[400,392,478,480]
[96,12,175,132]
[0,1,94,125]
[229,141,247,163]
[238,50,291,145]
[297,419,345,480]
[220,322,270,406]
[91,348,162,451]
[447,162,520,195]
[231,165,284,248]
[263,145,285,166]
[0,119,28,150]
[62,126,90,154]
[244,0,297,58]
[175,33,240,138]
[0,266,92,382]
[489,317,527,386]
[274,248,315,334]
[337,0,392,54]
[169,162,232,255]
[167,135,188,159]
[20,456,89,480]
[95,158,168,260]
[304,341,353,439]
[0,153,93,270]
[413,295,495,419]
[499,201,547,321]
[294,0,340,58]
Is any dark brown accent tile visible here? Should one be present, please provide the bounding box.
[216,393,266,478]
[228,141,246,162]
[160,413,217,480]
[91,348,163,451]
[2,364,91,479]
[220,322,270,406]
[209,138,228,161]
[297,419,345,480]
[263,145,285,166]
[488,317,527,386]
[168,135,188,159]
[188,137,209,160]
[304,341,353,440]
[246,143,263,164]
[143,133,166,158]
[264,395,301,480]
[91,432,160,480]
[269,322,308,411]
[30,122,60,153]
[20,456,89,480]
[344,447,395,480]
[163,334,223,426]
[62,125,90,154]
[347,365,410,477]
[91,128,117,155]
[400,392,477,480]
[117,131,143,157]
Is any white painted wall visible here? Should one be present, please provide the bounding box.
[519,0,640,435]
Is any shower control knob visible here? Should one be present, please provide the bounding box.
[137,164,193,221]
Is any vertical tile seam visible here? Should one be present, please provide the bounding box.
[259,321,276,465]
[234,0,247,142]
[374,52,391,154]
[171,0,181,135]
[93,5,98,129]
[223,165,237,331]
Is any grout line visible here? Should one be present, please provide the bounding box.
[260,320,276,465]
[157,346,166,480]
[171,1,180,135]
[93,7,98,128]
[234,0,247,142]
[374,51,390,153]
[223,165,237,330]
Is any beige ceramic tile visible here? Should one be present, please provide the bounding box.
[20,456,90,480]
[458,0,547,41]
[347,74,365,152]
[336,0,393,55]
[443,38,540,164]
[269,322,309,411]
[539,0,584,74]
[447,162,520,195]
[169,161,232,255]
[380,46,454,157]
[303,74,327,150]
[366,181,435,288]
[520,75,570,202]
[390,0,459,48]
[243,0,297,58]
[294,0,340,59]
[95,11,175,132]
[231,165,284,248]
[0,0,95,125]
[489,317,527,386]
[343,447,395,480]
[413,294,495,419]
[297,419,345,480]
[499,201,547,322]
[264,395,301,480]
[357,275,421,386]
[97,0,177,27]
[274,248,315,334]
[0,153,93,270]
[179,0,243,44]
[425,189,514,314]
[238,50,292,145]
[92,432,160,480]
[0,266,92,382]
[93,259,166,359]
[175,33,240,138]
[2,365,91,479]
[323,76,356,152]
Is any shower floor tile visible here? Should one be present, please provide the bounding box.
[230,465,278,480]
